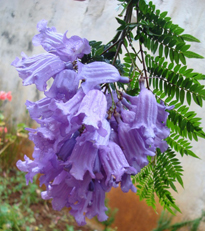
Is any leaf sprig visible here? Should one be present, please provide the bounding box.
[86,0,204,214]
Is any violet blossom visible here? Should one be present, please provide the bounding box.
[13,20,173,226]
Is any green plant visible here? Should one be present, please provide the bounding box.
[95,0,205,214]
[0,169,37,230]
[0,169,40,206]
[0,203,23,231]
[65,225,75,231]
[153,210,205,231]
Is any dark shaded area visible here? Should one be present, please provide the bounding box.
[1,31,16,45]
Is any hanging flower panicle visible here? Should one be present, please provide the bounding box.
[12,20,172,225]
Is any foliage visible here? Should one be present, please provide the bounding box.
[0,170,38,205]
[84,0,205,214]
[0,169,37,231]
[0,203,24,231]
[132,149,183,213]
[152,210,205,231]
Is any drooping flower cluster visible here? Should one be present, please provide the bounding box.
[12,20,173,225]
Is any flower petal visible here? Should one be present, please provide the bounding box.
[45,69,79,101]
[33,20,91,62]
[118,121,155,170]
[68,141,98,180]
[11,52,65,91]
[25,97,54,120]
[86,181,108,222]
[99,141,136,185]
[121,174,137,193]
[71,89,107,135]
[78,61,129,93]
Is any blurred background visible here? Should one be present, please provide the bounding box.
[0,0,205,230]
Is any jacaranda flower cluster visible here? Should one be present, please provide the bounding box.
[12,20,173,225]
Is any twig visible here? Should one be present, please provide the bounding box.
[136,4,150,89]
[0,140,15,155]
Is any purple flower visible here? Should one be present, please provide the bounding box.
[85,180,108,222]
[114,81,172,176]
[77,119,111,148]
[121,174,137,193]
[56,131,79,161]
[16,155,39,185]
[45,69,79,101]
[17,148,63,187]
[27,127,55,151]
[41,172,73,210]
[41,171,108,226]
[99,141,137,185]
[11,52,65,91]
[67,140,98,180]
[13,20,174,226]
[33,20,91,62]
[51,88,85,136]
[78,61,129,93]
[129,81,158,138]
[117,119,154,169]
[71,89,108,136]
[25,97,54,120]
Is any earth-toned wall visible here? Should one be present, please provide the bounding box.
[1,0,205,230]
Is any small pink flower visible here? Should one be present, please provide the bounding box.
[6,92,12,101]
[0,91,6,100]
[4,127,8,133]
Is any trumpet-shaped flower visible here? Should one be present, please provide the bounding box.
[11,52,65,91]
[78,61,129,93]
[45,69,79,101]
[33,20,91,62]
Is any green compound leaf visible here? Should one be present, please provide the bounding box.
[168,103,205,140]
[133,148,183,214]
[166,133,199,158]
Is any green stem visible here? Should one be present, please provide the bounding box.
[112,1,133,66]
[126,33,142,62]
[122,42,141,73]
[135,4,150,89]
[0,140,15,155]
[100,40,119,56]
[107,84,116,109]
